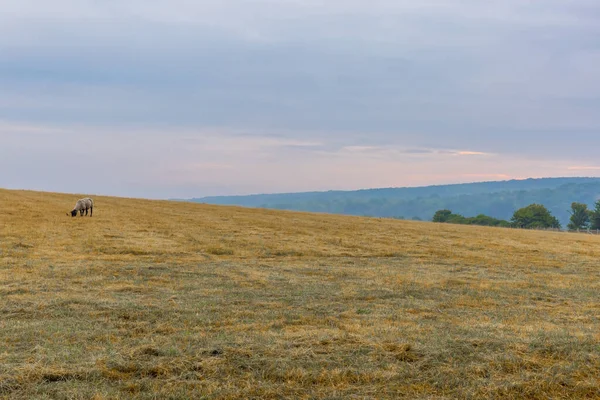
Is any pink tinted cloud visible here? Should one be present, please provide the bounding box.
[567,166,600,171]
[3,121,600,198]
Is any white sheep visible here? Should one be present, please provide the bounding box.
[67,197,94,217]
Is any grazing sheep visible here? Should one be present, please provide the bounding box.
[67,197,94,217]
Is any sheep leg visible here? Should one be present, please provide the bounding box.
[90,206,93,217]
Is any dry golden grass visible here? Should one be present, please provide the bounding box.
[1,188,599,399]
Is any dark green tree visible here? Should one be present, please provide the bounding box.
[431,209,510,227]
[567,202,590,230]
[468,214,511,227]
[590,200,600,230]
[432,209,453,222]
[446,213,467,224]
[511,204,561,229]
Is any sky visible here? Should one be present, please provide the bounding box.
[1,0,600,199]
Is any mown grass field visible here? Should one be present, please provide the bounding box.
[1,188,599,399]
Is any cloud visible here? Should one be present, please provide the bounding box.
[1,1,600,196]
[461,174,512,179]
[340,146,383,153]
[335,146,493,159]
[455,151,492,156]
[401,148,435,154]
[2,121,600,198]
[568,166,600,171]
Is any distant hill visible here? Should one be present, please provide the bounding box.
[183,177,600,226]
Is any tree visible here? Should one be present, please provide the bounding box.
[590,200,600,230]
[432,209,452,223]
[511,204,561,229]
[469,214,511,227]
[446,213,467,224]
[567,202,590,230]
[431,209,510,227]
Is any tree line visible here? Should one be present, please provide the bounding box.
[432,200,600,231]
[191,178,600,227]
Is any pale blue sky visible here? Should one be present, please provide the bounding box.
[1,0,599,198]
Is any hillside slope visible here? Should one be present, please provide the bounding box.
[187,177,600,225]
[1,188,599,399]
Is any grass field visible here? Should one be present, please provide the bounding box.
[1,188,599,399]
